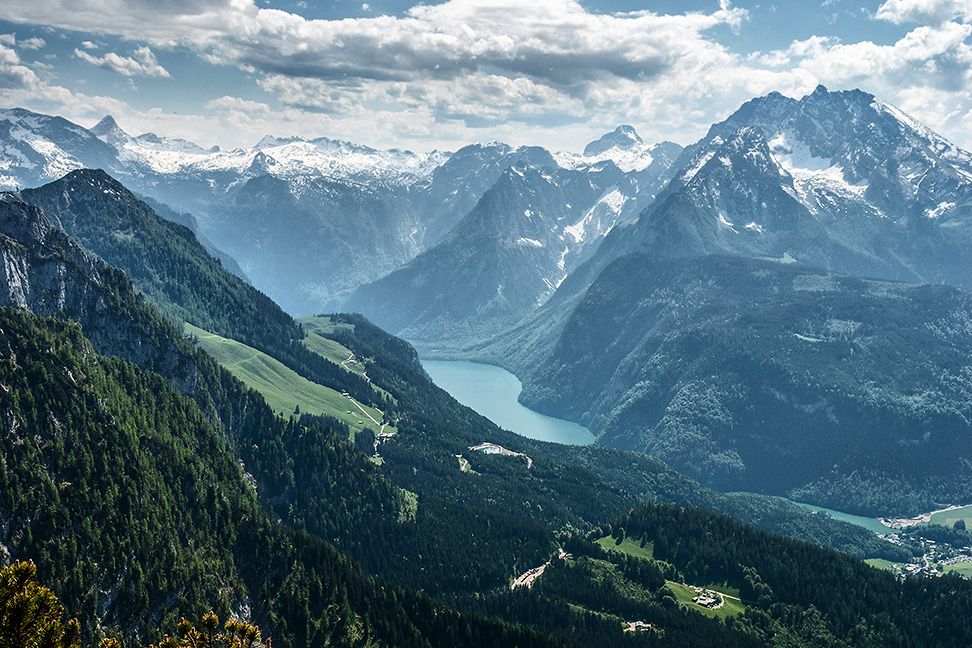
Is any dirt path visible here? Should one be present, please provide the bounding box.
[348,396,382,426]
[511,548,567,590]
[343,352,374,386]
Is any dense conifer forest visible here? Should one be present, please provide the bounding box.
[4,174,972,647]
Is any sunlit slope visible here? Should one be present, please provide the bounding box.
[186,322,391,436]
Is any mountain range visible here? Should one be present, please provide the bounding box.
[0,108,678,315]
[6,158,958,647]
[6,85,972,517]
[443,86,972,515]
[8,85,972,645]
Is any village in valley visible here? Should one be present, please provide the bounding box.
[866,505,972,579]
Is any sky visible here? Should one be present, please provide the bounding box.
[0,0,971,153]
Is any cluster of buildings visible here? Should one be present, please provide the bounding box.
[877,532,972,579]
[690,587,724,609]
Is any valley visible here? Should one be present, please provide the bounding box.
[3,81,972,647]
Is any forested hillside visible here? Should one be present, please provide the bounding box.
[517,253,972,516]
[6,170,972,648]
[4,175,897,560]
[17,170,384,411]
[0,308,570,648]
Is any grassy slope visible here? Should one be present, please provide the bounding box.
[300,317,396,401]
[595,536,655,561]
[300,317,364,373]
[930,505,972,527]
[594,534,745,619]
[865,558,904,571]
[947,562,972,577]
[186,322,392,437]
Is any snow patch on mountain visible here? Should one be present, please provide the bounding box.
[766,129,871,213]
[565,186,628,244]
[517,237,543,248]
[18,137,81,179]
[769,130,860,186]
[91,118,451,185]
[556,145,656,173]
[926,201,955,219]
[682,150,716,183]
[717,211,737,232]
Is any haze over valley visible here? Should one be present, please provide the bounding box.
[4,1,972,646]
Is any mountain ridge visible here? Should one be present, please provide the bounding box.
[7,162,972,645]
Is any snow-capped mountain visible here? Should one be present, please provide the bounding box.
[574,86,972,296]
[556,124,680,175]
[345,162,625,344]
[0,108,684,316]
[479,84,972,427]
[468,87,972,507]
[0,109,456,313]
[0,107,687,316]
[583,124,643,156]
[90,113,447,183]
[197,140,626,314]
[489,86,972,380]
[0,108,120,190]
[688,85,972,227]
[345,129,682,347]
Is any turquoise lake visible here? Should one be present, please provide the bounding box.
[422,360,894,532]
[783,499,893,534]
[422,359,595,446]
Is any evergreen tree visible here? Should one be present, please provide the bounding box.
[0,561,80,648]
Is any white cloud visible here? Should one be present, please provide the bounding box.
[206,0,767,146]
[795,22,972,89]
[875,0,972,25]
[4,0,972,152]
[74,46,171,77]
[0,34,46,52]
[19,37,46,50]
[0,40,43,91]
[0,0,753,130]
[0,38,130,122]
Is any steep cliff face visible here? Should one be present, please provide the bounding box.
[0,196,193,388]
[0,198,104,321]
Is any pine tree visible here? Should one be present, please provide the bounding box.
[0,560,80,648]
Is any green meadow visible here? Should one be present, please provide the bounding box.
[665,581,746,619]
[929,505,972,528]
[595,535,655,561]
[185,322,393,438]
[595,535,743,618]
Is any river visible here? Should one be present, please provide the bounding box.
[422,359,595,446]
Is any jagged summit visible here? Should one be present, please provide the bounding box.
[0,107,120,189]
[571,84,972,304]
[254,134,305,149]
[583,125,643,157]
[91,114,123,135]
[90,115,132,150]
[247,150,276,175]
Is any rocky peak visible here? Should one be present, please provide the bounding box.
[584,125,644,157]
[90,115,132,150]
